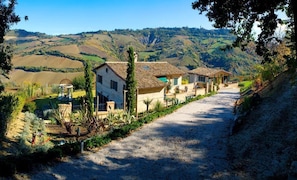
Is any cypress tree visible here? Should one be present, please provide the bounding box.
[84,60,94,117]
[126,47,137,114]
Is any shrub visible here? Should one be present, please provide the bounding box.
[182,78,189,85]
[0,93,26,140]
[47,147,63,159]
[238,80,253,92]
[154,100,164,112]
[51,84,60,94]
[23,101,36,113]
[59,142,80,155]
[85,135,111,149]
[72,75,85,90]
[242,96,252,112]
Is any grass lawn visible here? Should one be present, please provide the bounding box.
[34,90,95,109]
[238,80,253,92]
[82,54,105,63]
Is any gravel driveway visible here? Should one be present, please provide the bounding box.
[29,86,240,180]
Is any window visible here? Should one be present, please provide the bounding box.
[110,80,118,91]
[106,68,108,73]
[198,76,206,82]
[173,78,178,85]
[97,75,102,84]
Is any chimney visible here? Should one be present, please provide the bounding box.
[134,52,138,62]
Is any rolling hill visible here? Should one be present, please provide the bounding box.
[2,28,261,86]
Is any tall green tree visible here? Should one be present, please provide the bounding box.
[0,0,21,93]
[84,60,94,117]
[72,75,85,90]
[192,0,296,67]
[126,47,137,114]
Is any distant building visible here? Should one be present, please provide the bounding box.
[188,67,231,91]
[93,62,185,112]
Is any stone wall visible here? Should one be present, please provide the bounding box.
[58,103,72,122]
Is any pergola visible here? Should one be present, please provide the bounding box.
[58,79,73,101]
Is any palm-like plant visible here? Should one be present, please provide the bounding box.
[143,97,153,113]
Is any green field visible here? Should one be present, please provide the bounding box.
[138,51,159,61]
[238,80,253,92]
[82,54,105,63]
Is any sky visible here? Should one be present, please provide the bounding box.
[11,0,214,35]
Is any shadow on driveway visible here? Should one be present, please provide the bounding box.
[30,88,240,180]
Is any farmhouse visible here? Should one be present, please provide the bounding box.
[93,61,185,112]
[188,67,232,92]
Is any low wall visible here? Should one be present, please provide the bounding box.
[137,90,164,113]
[58,103,72,122]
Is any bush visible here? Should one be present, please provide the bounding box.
[238,80,253,92]
[85,135,111,149]
[0,93,26,140]
[23,101,36,113]
[47,147,63,159]
[72,75,85,90]
[154,100,164,112]
[242,96,252,112]
[59,142,80,155]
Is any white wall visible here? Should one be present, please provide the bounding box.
[95,65,125,108]
[167,76,183,93]
[137,88,165,112]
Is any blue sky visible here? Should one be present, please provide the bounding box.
[11,0,214,35]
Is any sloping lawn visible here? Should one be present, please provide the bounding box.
[238,80,253,93]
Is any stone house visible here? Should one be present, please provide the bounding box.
[93,62,185,112]
[188,67,232,92]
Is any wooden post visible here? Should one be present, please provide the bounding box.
[81,141,84,153]
[96,95,99,119]
[136,88,138,119]
[123,90,127,111]
[195,75,197,96]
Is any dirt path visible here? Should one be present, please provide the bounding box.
[28,86,240,180]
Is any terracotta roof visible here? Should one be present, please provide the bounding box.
[188,67,231,77]
[95,62,185,89]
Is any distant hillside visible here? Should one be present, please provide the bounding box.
[3,28,261,85]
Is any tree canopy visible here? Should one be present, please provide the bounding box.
[192,0,296,66]
[0,0,21,92]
